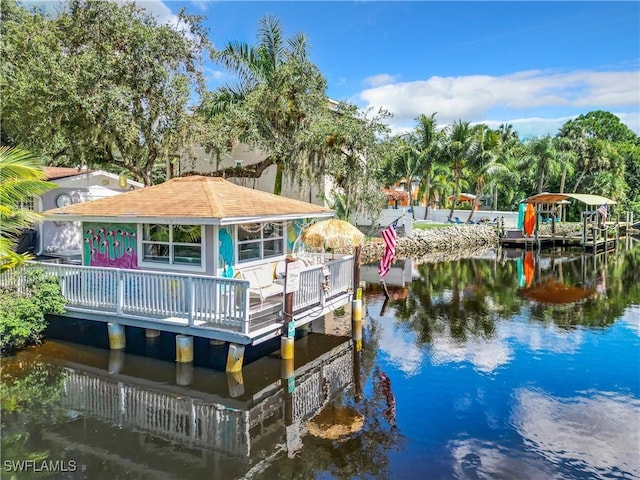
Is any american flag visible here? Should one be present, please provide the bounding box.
[597,204,608,223]
[378,222,397,278]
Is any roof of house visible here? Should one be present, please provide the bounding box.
[44,166,90,180]
[44,175,334,225]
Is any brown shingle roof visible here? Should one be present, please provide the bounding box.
[45,176,333,223]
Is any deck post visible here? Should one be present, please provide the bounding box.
[145,329,160,338]
[175,335,193,363]
[187,277,195,327]
[116,270,123,316]
[107,323,126,350]
[351,297,363,352]
[226,343,245,373]
[353,246,361,294]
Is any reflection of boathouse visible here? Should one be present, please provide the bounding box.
[39,335,356,477]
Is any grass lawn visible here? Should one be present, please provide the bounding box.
[414,222,453,230]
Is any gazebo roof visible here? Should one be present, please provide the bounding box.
[522,193,616,206]
[44,176,334,225]
[382,188,409,202]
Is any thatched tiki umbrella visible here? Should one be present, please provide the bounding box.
[300,218,365,293]
[301,219,365,250]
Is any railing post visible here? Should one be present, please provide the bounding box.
[188,277,195,327]
[243,282,251,335]
[116,269,123,316]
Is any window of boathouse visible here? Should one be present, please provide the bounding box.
[140,224,203,268]
[237,222,284,263]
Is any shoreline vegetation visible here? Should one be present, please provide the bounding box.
[0,268,66,355]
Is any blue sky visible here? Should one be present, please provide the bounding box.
[34,1,640,139]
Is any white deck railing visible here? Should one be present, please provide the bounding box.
[4,257,354,335]
[25,263,252,334]
[292,256,354,313]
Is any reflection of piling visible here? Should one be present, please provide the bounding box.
[282,356,295,424]
[226,370,245,397]
[176,362,193,386]
[108,349,125,373]
[353,345,363,402]
[107,323,125,350]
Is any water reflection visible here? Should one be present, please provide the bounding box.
[361,246,640,378]
[1,332,363,479]
[2,242,639,479]
[513,388,640,479]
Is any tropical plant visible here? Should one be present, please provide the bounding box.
[465,124,508,222]
[0,146,54,270]
[0,267,66,353]
[411,113,442,220]
[203,15,326,195]
[442,120,477,221]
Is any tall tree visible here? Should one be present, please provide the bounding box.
[0,147,54,270]
[465,125,507,222]
[1,0,210,185]
[411,113,442,220]
[521,136,562,194]
[442,120,477,222]
[203,15,325,195]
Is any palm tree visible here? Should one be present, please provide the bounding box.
[522,136,562,194]
[442,120,477,222]
[465,125,508,223]
[204,15,318,195]
[410,113,442,220]
[0,146,54,270]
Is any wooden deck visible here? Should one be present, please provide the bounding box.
[5,257,355,346]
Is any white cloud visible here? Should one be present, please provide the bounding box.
[358,69,640,137]
[621,306,640,336]
[513,388,640,478]
[450,438,561,479]
[430,335,512,374]
[363,73,400,88]
[189,0,210,12]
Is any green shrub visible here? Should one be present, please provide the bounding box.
[0,268,66,354]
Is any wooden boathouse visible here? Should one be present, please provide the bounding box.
[22,176,360,371]
[501,192,625,252]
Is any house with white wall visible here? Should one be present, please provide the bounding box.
[27,167,143,259]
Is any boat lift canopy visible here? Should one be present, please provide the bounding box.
[522,193,616,206]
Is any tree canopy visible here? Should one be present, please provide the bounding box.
[1,0,210,185]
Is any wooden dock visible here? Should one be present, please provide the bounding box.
[500,230,620,253]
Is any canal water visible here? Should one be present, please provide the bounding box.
[2,243,639,480]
